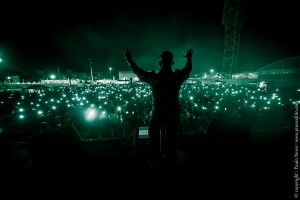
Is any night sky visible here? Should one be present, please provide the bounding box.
[0,0,299,78]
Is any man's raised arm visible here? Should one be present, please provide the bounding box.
[181,48,194,75]
[123,47,145,76]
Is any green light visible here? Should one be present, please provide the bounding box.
[85,108,97,121]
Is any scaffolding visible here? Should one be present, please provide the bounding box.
[222,0,246,79]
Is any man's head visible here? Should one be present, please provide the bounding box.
[159,50,174,68]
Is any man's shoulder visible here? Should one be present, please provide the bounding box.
[147,70,158,77]
[174,68,190,75]
[174,69,186,75]
[138,70,156,77]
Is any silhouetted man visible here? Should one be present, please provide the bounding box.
[123,47,193,168]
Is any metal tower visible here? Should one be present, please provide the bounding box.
[222,0,246,79]
[88,58,93,82]
[0,50,3,63]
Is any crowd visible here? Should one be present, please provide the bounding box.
[0,81,298,142]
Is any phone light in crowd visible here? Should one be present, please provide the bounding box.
[38,111,43,115]
[19,115,25,119]
[85,108,97,121]
[99,111,106,119]
[52,106,56,110]
[19,108,24,112]
[117,106,121,111]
